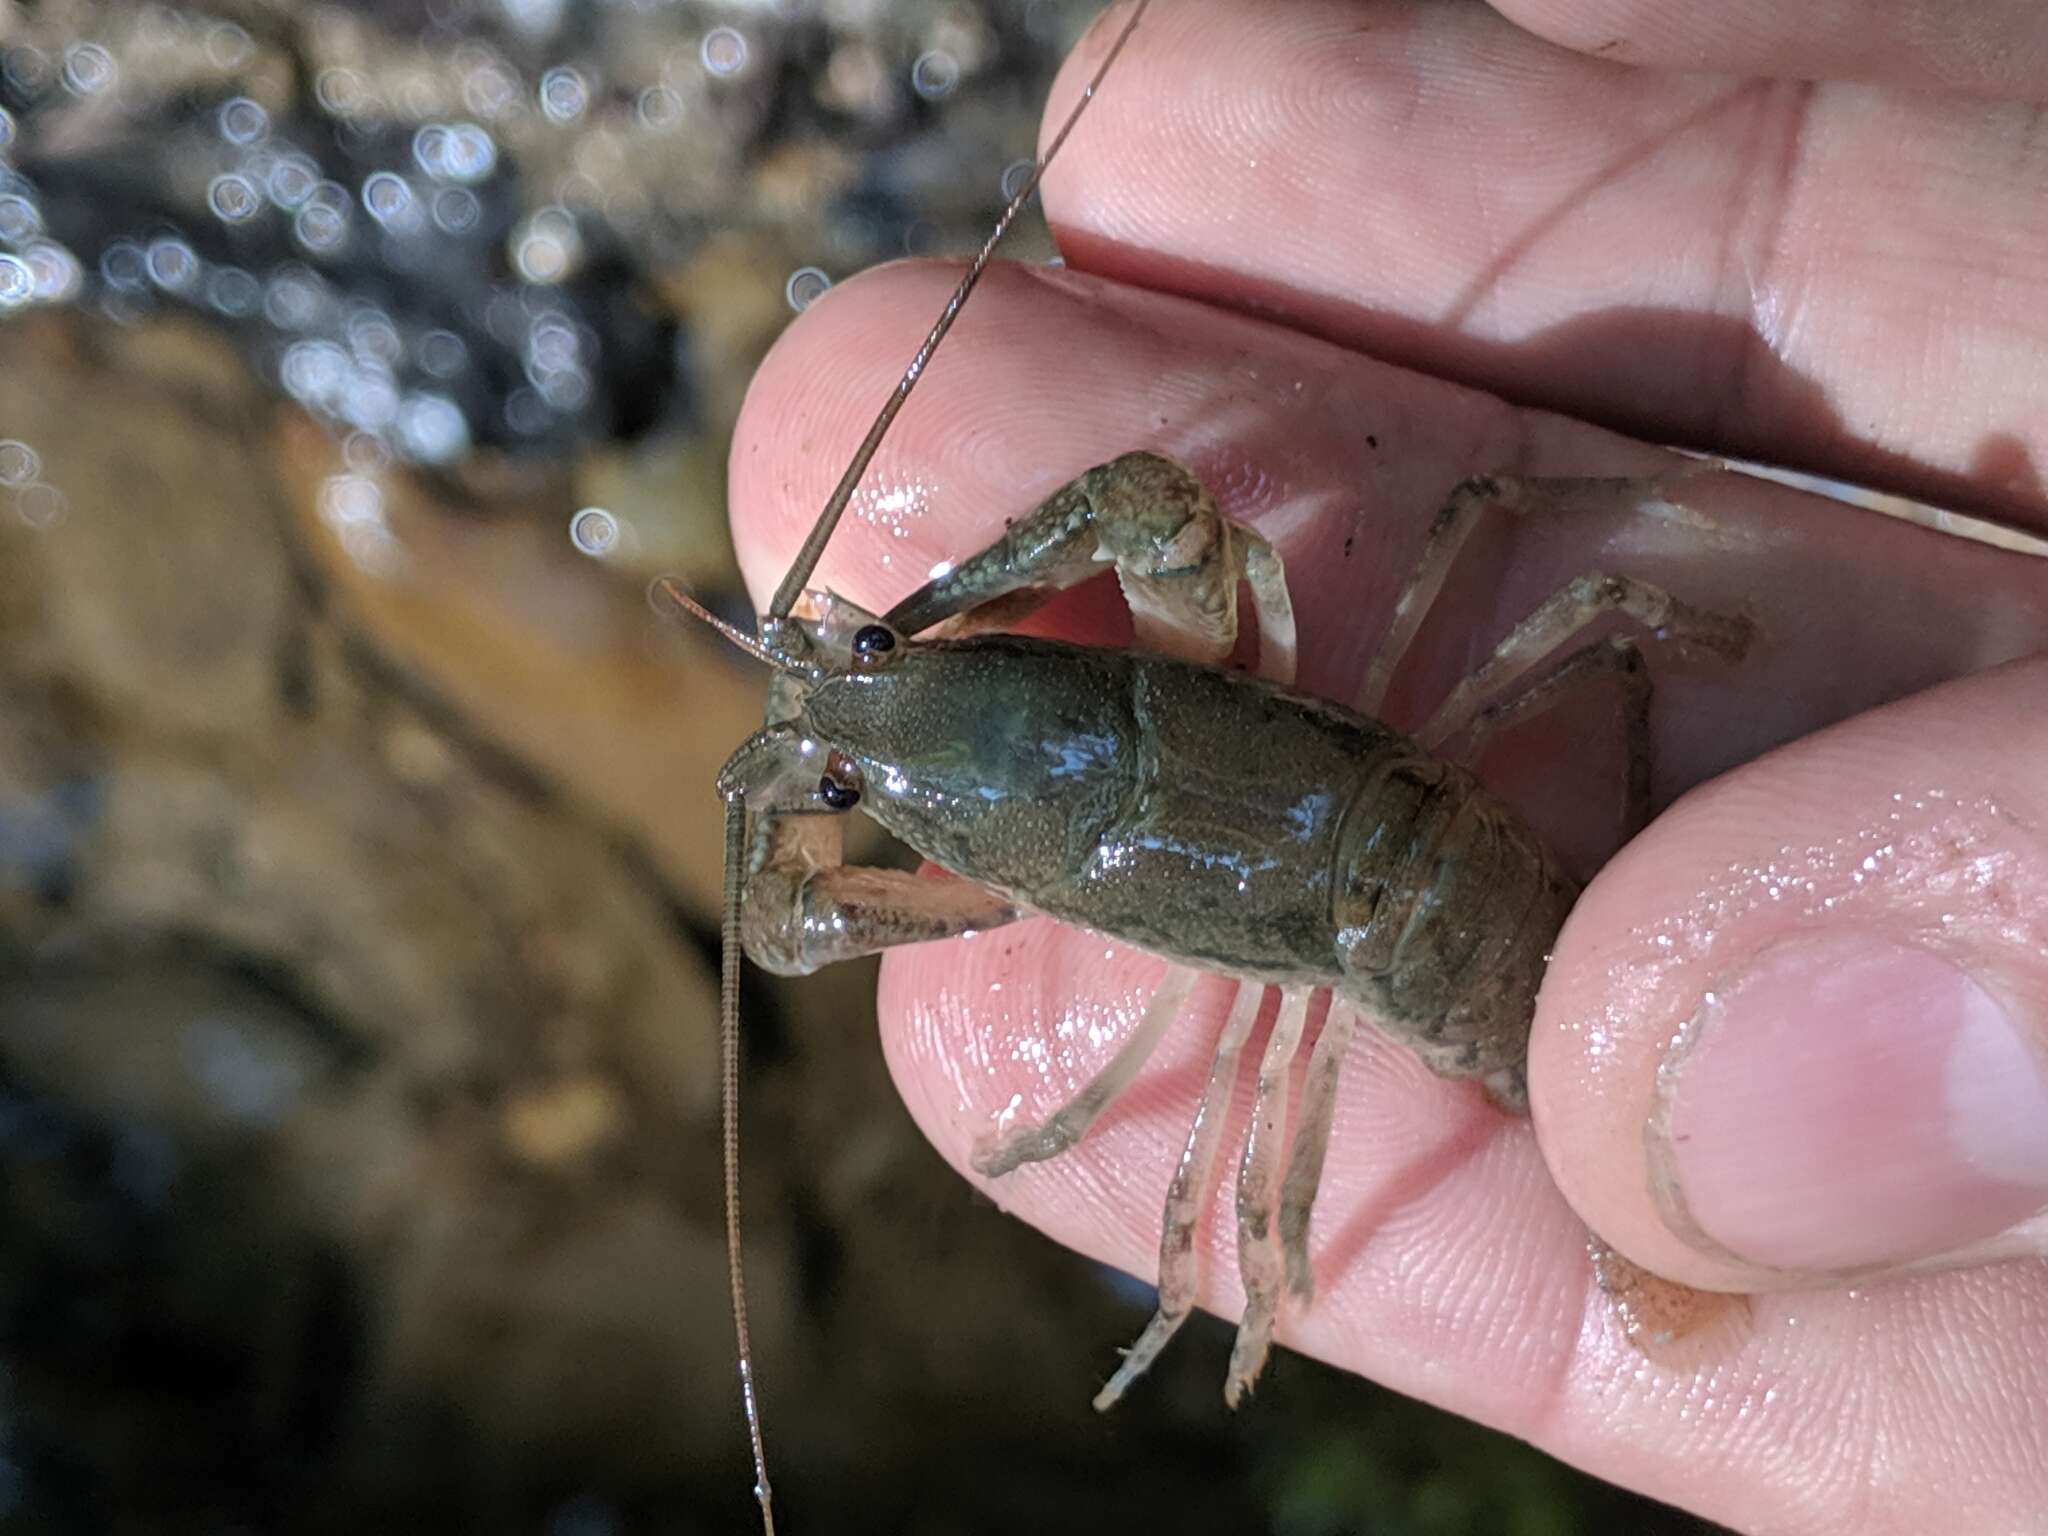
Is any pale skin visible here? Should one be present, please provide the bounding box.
[728,2,2048,1532]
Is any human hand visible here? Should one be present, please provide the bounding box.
[728,2,2048,1530]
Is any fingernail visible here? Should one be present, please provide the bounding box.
[1652,932,2048,1274]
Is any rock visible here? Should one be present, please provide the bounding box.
[0,311,1261,1533]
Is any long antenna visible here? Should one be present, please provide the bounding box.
[652,577,822,680]
[719,796,776,1534]
[724,8,1153,1529]
[766,0,1156,621]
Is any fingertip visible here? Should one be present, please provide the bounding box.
[726,260,961,612]
[1532,658,2048,1291]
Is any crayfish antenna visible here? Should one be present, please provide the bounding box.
[650,577,824,682]
[765,0,1156,622]
[718,5,1156,1529]
[718,796,777,1535]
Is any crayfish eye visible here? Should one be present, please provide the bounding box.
[818,751,863,810]
[850,623,898,670]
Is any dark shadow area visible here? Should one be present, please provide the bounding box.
[1054,241,2048,534]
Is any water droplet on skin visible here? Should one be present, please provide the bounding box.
[701,27,748,77]
[783,266,830,312]
[850,481,930,536]
[570,506,619,556]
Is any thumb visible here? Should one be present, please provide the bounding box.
[1531,656,2048,1291]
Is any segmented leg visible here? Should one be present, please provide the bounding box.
[1419,573,1749,750]
[1224,986,1312,1407]
[1276,999,1361,1305]
[1457,635,1656,836]
[884,450,1297,682]
[1545,651,1752,1364]
[1092,981,1268,1411]
[1357,468,1718,716]
[1241,535,1296,685]
[972,965,1200,1176]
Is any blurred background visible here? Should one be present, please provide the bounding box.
[0,0,1728,1530]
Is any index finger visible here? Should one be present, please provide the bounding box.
[1040,0,2048,526]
